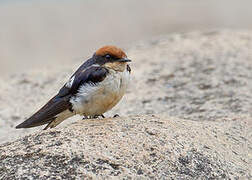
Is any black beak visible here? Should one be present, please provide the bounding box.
[118,58,131,62]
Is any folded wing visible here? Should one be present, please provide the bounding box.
[16,65,109,129]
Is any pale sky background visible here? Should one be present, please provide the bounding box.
[0,0,252,76]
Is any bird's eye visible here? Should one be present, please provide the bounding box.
[105,54,111,59]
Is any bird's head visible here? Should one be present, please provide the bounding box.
[93,45,131,71]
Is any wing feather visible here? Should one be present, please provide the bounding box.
[16,65,108,129]
[57,66,109,97]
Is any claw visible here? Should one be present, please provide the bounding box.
[113,114,119,118]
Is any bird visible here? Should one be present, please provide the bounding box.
[16,45,131,130]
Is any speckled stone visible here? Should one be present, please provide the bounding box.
[0,115,251,179]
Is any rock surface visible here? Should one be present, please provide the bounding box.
[0,30,252,179]
[0,115,251,179]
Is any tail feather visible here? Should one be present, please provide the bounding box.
[16,117,56,129]
[43,119,55,130]
[16,95,72,129]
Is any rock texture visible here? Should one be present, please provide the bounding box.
[0,115,251,179]
[0,30,252,179]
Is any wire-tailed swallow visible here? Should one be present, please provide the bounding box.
[16,45,131,130]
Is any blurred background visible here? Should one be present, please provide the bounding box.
[0,0,252,76]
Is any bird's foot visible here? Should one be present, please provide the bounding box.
[83,115,105,119]
[93,114,105,119]
[113,114,120,118]
[82,116,89,120]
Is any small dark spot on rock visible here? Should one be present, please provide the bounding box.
[150,147,155,151]
[142,100,151,104]
[18,79,31,84]
[137,168,144,175]
[150,153,156,157]
[96,159,120,170]
[145,128,157,136]
[203,145,211,149]
[49,131,61,137]
[198,83,212,90]
[160,74,175,80]
[110,170,121,176]
[178,156,190,166]
[232,151,238,155]
[147,78,157,84]
[11,115,20,121]
[46,141,63,148]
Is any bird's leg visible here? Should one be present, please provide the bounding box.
[113,114,120,118]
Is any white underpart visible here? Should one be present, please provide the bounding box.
[70,69,130,116]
